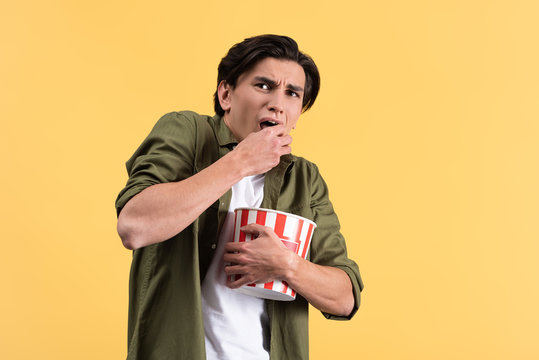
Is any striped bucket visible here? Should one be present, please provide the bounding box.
[229,207,317,301]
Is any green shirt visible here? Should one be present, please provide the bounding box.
[115,111,364,360]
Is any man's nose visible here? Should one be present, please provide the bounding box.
[267,92,285,113]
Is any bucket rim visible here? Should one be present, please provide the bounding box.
[233,207,317,228]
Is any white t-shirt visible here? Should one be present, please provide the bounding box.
[201,174,269,360]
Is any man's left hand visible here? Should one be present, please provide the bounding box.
[224,222,355,317]
[223,223,295,288]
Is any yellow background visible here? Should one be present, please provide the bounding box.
[2,0,538,359]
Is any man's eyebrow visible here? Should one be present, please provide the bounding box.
[254,76,277,87]
[253,76,304,93]
[287,83,304,93]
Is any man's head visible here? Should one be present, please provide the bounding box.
[213,34,320,117]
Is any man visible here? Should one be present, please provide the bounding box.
[116,34,363,360]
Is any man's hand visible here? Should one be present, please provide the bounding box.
[224,222,355,317]
[224,223,294,288]
[231,125,292,177]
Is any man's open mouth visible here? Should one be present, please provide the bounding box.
[260,120,279,128]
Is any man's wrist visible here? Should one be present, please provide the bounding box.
[220,150,249,182]
[282,250,301,284]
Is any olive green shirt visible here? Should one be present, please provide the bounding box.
[115,111,364,360]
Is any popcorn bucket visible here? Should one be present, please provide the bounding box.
[229,207,317,301]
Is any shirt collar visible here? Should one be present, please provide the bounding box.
[210,114,238,147]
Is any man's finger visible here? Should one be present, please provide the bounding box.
[224,264,245,275]
[223,251,243,263]
[240,223,267,235]
[224,241,243,252]
[265,124,287,137]
[279,145,292,156]
[226,277,251,289]
[279,134,293,146]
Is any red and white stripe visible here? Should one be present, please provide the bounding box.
[229,208,316,301]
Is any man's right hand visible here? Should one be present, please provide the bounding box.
[230,125,292,177]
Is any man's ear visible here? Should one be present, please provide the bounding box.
[217,80,232,112]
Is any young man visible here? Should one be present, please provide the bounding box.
[116,34,363,360]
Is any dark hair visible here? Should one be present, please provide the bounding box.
[213,34,320,116]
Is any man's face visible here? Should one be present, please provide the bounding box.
[219,57,306,142]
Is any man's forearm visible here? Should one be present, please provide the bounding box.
[284,256,355,317]
[117,152,244,250]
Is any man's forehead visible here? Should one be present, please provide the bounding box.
[238,57,306,87]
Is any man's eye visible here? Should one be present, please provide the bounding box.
[288,90,299,97]
[256,83,270,90]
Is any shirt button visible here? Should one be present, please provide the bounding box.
[211,244,217,250]
[221,202,225,206]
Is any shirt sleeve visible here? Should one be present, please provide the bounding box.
[115,112,197,216]
[307,163,364,320]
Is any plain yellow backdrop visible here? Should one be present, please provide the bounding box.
[2,0,538,359]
